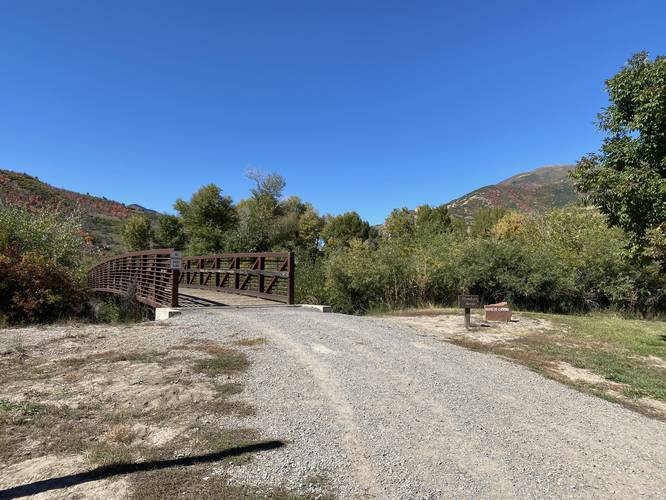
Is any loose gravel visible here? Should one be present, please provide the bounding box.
[165,307,666,499]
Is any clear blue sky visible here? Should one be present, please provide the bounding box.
[1,1,664,224]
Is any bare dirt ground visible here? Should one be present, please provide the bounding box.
[1,308,666,499]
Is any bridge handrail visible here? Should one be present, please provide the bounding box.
[179,251,294,304]
[88,248,178,308]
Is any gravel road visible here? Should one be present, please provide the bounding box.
[172,307,666,499]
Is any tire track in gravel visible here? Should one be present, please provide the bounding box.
[238,313,382,498]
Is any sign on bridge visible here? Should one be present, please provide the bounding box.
[170,251,182,270]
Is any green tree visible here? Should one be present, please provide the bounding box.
[122,215,152,251]
[297,206,325,256]
[321,212,373,250]
[174,184,237,254]
[572,52,666,260]
[153,214,187,249]
[470,207,507,237]
[228,172,287,252]
[383,208,414,239]
[384,204,451,240]
[415,204,452,235]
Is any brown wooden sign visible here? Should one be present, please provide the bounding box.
[458,295,480,308]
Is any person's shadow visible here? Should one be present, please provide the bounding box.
[0,440,284,499]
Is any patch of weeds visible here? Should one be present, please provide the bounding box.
[215,382,244,396]
[233,337,267,347]
[86,441,136,466]
[192,427,261,465]
[0,398,45,417]
[0,402,100,463]
[191,348,250,376]
[131,466,315,500]
[204,397,255,417]
[107,424,140,445]
[61,350,168,368]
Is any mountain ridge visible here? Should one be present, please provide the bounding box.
[446,164,580,220]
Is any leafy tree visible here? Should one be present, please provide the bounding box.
[174,184,237,254]
[414,204,452,235]
[384,204,451,239]
[122,215,152,251]
[383,208,414,239]
[321,212,373,250]
[230,171,287,252]
[247,169,286,206]
[470,207,507,237]
[297,206,325,256]
[153,214,187,249]
[572,52,666,260]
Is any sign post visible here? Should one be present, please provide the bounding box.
[458,294,479,330]
[170,251,182,308]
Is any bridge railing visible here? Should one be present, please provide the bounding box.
[88,248,178,308]
[179,252,295,304]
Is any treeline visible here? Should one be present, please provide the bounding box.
[120,171,664,316]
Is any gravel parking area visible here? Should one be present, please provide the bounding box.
[178,307,666,499]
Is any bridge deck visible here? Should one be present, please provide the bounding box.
[177,287,288,308]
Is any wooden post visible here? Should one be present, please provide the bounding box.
[171,269,179,308]
[464,307,471,330]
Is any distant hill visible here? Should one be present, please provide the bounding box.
[446,165,580,221]
[0,169,156,251]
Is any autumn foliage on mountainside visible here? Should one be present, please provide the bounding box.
[0,169,132,218]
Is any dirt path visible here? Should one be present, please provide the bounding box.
[188,307,666,499]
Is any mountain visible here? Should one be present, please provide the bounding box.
[446,165,580,221]
[0,169,156,251]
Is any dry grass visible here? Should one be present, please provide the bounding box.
[0,328,323,498]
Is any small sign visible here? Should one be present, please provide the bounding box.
[170,251,182,270]
[458,295,479,308]
[485,302,512,322]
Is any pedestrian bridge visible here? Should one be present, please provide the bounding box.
[87,249,295,309]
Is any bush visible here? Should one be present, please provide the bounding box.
[294,251,327,305]
[0,249,87,323]
[0,203,89,324]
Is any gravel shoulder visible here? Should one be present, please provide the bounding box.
[181,307,666,499]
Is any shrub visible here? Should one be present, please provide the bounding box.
[0,203,89,324]
[0,249,87,323]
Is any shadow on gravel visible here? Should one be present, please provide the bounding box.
[0,440,285,499]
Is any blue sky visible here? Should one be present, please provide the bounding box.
[1,1,664,224]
